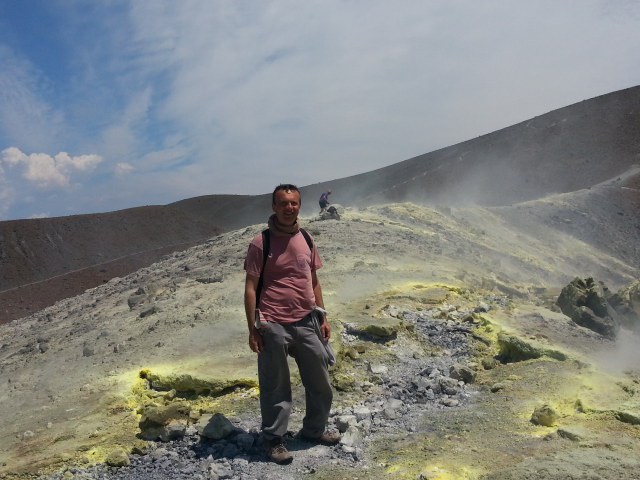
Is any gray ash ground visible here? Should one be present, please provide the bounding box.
[4,199,639,479]
[38,298,497,480]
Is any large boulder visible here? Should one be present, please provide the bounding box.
[606,281,640,331]
[556,277,619,339]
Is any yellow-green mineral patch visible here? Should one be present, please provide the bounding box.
[139,369,257,396]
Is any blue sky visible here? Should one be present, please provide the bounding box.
[0,0,639,220]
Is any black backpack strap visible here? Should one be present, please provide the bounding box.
[300,228,314,251]
[256,229,270,304]
[256,228,313,304]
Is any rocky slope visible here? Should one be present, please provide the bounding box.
[1,166,639,478]
[2,86,639,324]
[0,206,227,323]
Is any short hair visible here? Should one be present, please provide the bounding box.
[272,184,301,205]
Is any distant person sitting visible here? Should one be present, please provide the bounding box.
[318,190,332,214]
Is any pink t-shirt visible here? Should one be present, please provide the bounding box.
[244,230,323,324]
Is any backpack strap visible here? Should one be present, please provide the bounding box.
[300,228,314,251]
[256,228,314,304]
[256,229,270,304]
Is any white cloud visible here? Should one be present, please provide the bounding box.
[1,147,102,189]
[1,146,26,166]
[54,151,102,172]
[115,162,135,176]
[23,153,69,187]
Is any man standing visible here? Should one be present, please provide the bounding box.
[244,184,340,464]
[318,189,332,214]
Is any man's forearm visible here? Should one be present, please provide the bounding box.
[244,278,264,353]
[313,284,324,309]
[244,291,257,332]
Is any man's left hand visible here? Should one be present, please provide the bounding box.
[321,318,331,342]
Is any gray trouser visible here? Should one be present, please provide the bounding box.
[257,311,333,440]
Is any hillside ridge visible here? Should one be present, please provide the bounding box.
[1,85,639,323]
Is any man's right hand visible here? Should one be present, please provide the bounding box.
[249,330,264,353]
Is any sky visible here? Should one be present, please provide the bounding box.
[0,1,639,220]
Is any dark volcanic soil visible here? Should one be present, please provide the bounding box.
[0,241,203,324]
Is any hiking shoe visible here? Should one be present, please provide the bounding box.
[266,439,293,464]
[297,429,342,446]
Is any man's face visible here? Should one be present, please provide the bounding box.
[272,189,301,226]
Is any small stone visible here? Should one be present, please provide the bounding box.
[439,377,458,395]
[442,398,459,407]
[353,406,372,422]
[198,413,235,440]
[368,364,388,375]
[208,462,233,480]
[531,404,558,427]
[139,305,158,318]
[557,427,587,441]
[383,407,398,420]
[449,364,476,383]
[165,420,187,440]
[196,276,223,284]
[127,293,147,310]
[105,448,130,467]
[341,425,363,447]
[163,389,177,401]
[335,415,357,433]
[235,433,255,452]
[482,357,499,370]
[474,303,490,313]
[221,443,240,458]
[498,333,543,362]
[615,410,640,425]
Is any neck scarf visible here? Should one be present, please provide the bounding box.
[268,213,299,236]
